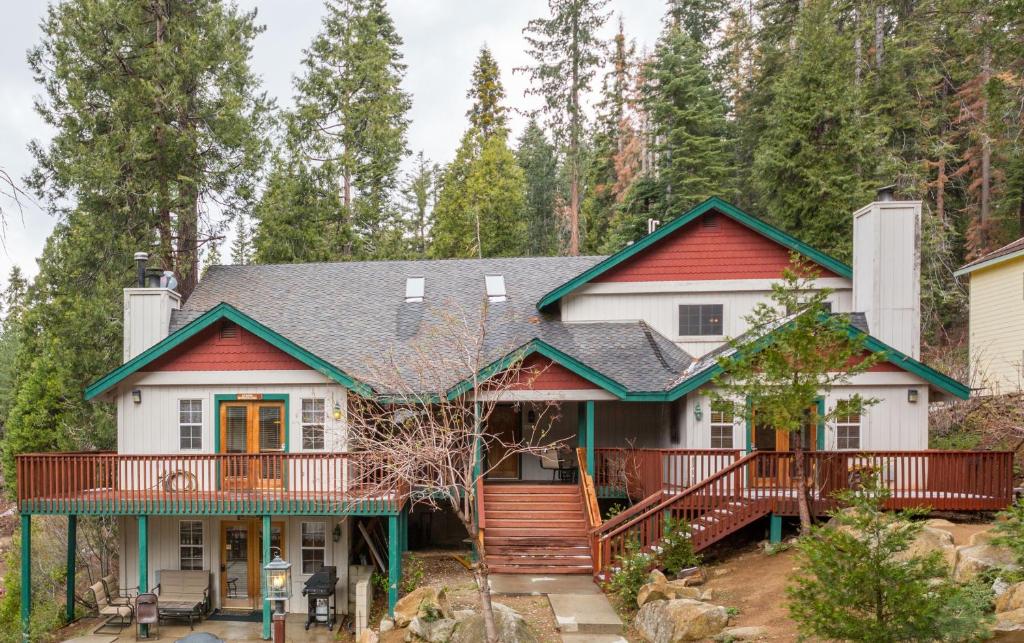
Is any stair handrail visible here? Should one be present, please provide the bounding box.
[592,488,665,539]
[577,448,603,573]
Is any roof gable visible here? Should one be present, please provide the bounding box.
[141,322,310,372]
[537,197,853,311]
[86,303,366,400]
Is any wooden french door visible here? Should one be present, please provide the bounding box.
[749,408,818,487]
[486,405,521,480]
[220,401,286,490]
[220,520,285,610]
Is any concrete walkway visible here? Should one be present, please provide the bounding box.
[489,573,625,641]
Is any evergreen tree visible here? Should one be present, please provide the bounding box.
[521,0,610,255]
[0,267,28,430]
[517,118,561,256]
[666,0,729,45]
[202,239,222,276]
[400,151,437,258]
[256,0,411,261]
[467,46,508,139]
[231,216,253,265]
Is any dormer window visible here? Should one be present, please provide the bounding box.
[405,277,425,303]
[485,275,507,302]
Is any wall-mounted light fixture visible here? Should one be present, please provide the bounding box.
[332,522,342,543]
[693,402,703,422]
[907,389,919,404]
[527,408,537,426]
[333,403,343,421]
[132,389,142,404]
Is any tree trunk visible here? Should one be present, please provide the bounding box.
[568,163,580,256]
[472,542,499,643]
[979,45,992,251]
[793,443,812,533]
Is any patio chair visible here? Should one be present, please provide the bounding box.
[89,580,133,633]
[135,593,159,640]
[102,573,138,609]
[538,448,560,480]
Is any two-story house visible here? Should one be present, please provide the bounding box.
[956,236,1024,394]
[16,195,1012,641]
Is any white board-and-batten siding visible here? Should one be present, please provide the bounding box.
[115,371,348,454]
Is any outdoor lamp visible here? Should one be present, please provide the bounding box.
[693,402,703,422]
[333,402,343,420]
[907,389,920,404]
[265,555,292,642]
[132,389,142,404]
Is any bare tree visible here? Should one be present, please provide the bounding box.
[347,300,562,643]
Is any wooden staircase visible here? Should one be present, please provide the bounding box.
[482,483,594,574]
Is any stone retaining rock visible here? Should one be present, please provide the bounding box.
[993,607,1024,640]
[393,587,453,628]
[635,598,729,642]
[449,604,537,643]
[637,570,705,607]
[716,625,769,641]
[408,616,457,643]
[954,541,1018,583]
[996,581,1024,613]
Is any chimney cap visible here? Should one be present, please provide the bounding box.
[134,251,149,261]
[876,184,897,202]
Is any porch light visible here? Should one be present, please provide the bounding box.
[333,403,343,421]
[264,556,292,602]
[132,389,142,404]
[907,389,919,404]
[693,402,703,422]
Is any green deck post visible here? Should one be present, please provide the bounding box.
[769,514,782,544]
[585,400,595,477]
[138,515,148,638]
[262,515,271,640]
[20,513,30,642]
[388,514,400,617]
[66,515,77,624]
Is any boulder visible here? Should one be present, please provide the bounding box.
[393,587,453,628]
[452,609,475,622]
[637,584,672,607]
[896,524,957,568]
[970,529,997,547]
[635,599,729,642]
[408,616,457,643]
[954,542,1019,583]
[993,607,1024,640]
[716,626,769,641]
[449,607,537,643]
[638,574,704,607]
[358,630,379,643]
[380,618,395,632]
[996,582,1024,613]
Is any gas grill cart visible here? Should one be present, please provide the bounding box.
[301,566,338,630]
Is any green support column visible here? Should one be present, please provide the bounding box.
[577,403,586,450]
[388,514,400,617]
[66,515,77,624]
[138,515,149,638]
[20,513,30,643]
[262,515,271,640]
[585,400,595,477]
[769,514,782,544]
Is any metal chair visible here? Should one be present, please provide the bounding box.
[89,580,133,634]
[135,592,159,640]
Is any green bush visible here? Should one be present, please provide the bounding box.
[993,497,1024,569]
[659,517,700,576]
[605,538,655,608]
[401,553,426,594]
[787,474,992,642]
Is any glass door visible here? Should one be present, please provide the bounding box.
[256,403,284,489]
[749,408,817,487]
[220,520,286,611]
[222,404,250,489]
[219,401,286,490]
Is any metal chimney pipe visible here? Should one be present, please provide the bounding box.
[876,184,896,202]
[134,252,149,288]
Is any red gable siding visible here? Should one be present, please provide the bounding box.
[594,212,841,282]
[502,353,600,391]
[142,323,310,372]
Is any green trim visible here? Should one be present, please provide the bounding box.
[585,400,595,476]
[769,514,782,544]
[262,515,271,640]
[387,514,400,617]
[66,515,76,624]
[20,499,402,517]
[20,513,30,642]
[85,303,370,400]
[138,515,149,638]
[816,398,826,450]
[537,197,853,311]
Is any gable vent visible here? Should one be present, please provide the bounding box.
[701,214,719,228]
[217,321,241,345]
[405,276,425,303]
[485,275,507,302]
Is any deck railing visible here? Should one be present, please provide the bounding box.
[16,451,405,515]
[592,448,742,499]
[594,449,1015,577]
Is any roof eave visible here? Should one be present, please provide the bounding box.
[955,247,1024,277]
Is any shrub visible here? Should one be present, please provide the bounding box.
[992,497,1024,568]
[606,538,655,608]
[401,553,425,594]
[787,474,992,642]
[659,517,700,576]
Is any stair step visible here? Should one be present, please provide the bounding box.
[486,536,588,547]
[488,554,593,566]
[487,547,591,557]
[484,503,584,513]
[486,527,589,538]
[486,516,588,526]
[488,565,593,575]
[486,509,586,519]
[485,484,578,493]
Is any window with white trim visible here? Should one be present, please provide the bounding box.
[301,399,326,450]
[179,400,202,450]
[301,522,327,574]
[179,521,204,570]
[835,402,862,450]
[709,402,734,449]
[678,304,723,336]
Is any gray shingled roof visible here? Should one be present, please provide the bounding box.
[957,235,1024,273]
[173,257,694,395]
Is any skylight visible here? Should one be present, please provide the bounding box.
[405,277,425,303]
[485,275,507,302]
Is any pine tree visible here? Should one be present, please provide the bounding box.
[257,0,411,261]
[202,239,222,276]
[231,216,253,265]
[521,0,610,255]
[467,46,508,139]
[517,118,561,256]
[400,152,437,258]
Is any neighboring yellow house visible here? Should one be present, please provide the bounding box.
[956,236,1024,394]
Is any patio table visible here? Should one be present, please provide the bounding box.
[159,600,203,629]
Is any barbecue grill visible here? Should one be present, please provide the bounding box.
[301,565,337,630]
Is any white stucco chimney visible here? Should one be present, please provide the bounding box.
[852,188,921,359]
[123,252,181,361]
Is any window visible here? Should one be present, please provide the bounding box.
[709,402,734,449]
[301,522,327,574]
[835,402,861,450]
[179,521,204,570]
[485,275,507,302]
[302,399,326,450]
[179,400,202,450]
[678,304,723,336]
[405,277,424,303]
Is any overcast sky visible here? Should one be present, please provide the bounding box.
[0,1,666,282]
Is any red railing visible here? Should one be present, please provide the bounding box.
[16,451,404,515]
[594,450,1014,577]
[592,448,741,499]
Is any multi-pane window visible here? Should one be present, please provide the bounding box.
[678,304,723,336]
[179,521,204,570]
[302,399,326,450]
[709,402,734,449]
[179,400,202,450]
[301,522,327,574]
[835,402,862,450]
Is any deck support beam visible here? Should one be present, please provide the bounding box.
[769,514,782,544]
[138,514,149,638]
[66,515,77,624]
[20,513,30,642]
[262,515,271,640]
[388,514,400,617]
